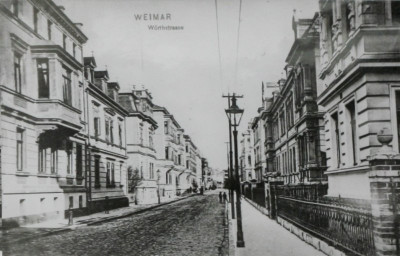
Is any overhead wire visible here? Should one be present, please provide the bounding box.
[214,0,224,94]
[234,0,243,92]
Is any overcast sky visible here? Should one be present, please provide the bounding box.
[55,0,319,170]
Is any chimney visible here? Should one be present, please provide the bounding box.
[58,6,65,11]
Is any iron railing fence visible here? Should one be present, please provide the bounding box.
[277,196,375,256]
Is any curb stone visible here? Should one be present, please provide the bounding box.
[1,194,197,246]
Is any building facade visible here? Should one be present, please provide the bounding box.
[240,121,255,182]
[318,0,400,199]
[119,87,158,204]
[0,0,88,226]
[84,58,129,212]
[264,14,326,186]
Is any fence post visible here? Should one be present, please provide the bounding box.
[369,158,400,256]
[268,180,283,219]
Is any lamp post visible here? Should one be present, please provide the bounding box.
[157,169,161,204]
[225,94,245,247]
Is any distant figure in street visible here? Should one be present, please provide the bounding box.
[105,196,110,214]
[223,192,228,203]
[219,192,223,203]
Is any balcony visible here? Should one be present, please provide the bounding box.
[0,86,82,134]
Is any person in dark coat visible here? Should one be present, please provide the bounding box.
[223,192,228,203]
[219,192,223,203]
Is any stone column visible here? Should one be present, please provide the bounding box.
[368,128,400,255]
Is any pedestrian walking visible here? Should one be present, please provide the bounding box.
[223,192,228,203]
[105,196,110,214]
[219,192,223,203]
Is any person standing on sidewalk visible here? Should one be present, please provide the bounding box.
[219,192,223,203]
[223,192,228,203]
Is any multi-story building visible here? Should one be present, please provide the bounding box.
[84,57,129,212]
[318,0,400,199]
[240,121,255,182]
[184,135,200,190]
[119,87,158,204]
[0,0,88,226]
[264,14,326,187]
[252,108,267,183]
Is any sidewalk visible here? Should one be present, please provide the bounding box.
[232,197,325,256]
[0,194,195,245]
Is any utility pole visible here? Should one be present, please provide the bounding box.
[222,93,243,219]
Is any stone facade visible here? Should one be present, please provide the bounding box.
[263,14,327,186]
[84,58,129,213]
[240,122,255,182]
[119,88,158,204]
[318,0,400,199]
[0,0,88,226]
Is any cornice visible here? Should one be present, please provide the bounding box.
[31,0,88,44]
[31,44,83,70]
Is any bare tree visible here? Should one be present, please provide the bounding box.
[128,166,143,193]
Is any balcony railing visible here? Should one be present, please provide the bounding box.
[277,196,375,256]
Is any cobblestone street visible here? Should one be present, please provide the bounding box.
[2,193,228,256]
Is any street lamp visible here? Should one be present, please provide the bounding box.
[157,169,161,204]
[225,94,245,247]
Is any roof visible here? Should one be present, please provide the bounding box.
[107,82,120,91]
[84,56,96,67]
[94,70,109,79]
[118,94,136,112]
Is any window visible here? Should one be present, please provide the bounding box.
[178,155,182,165]
[111,162,115,185]
[33,8,39,33]
[38,142,46,173]
[69,196,73,209]
[164,121,169,134]
[331,112,341,168]
[47,20,52,40]
[279,111,286,135]
[94,117,100,138]
[139,126,143,145]
[11,0,18,16]
[346,101,358,165]
[66,141,73,175]
[165,147,169,160]
[94,157,100,188]
[105,119,110,142]
[106,162,110,186]
[51,146,57,174]
[119,124,123,147]
[149,130,154,148]
[62,66,72,105]
[186,145,189,152]
[110,121,114,144]
[149,163,154,179]
[14,52,22,93]
[392,0,400,25]
[63,34,67,50]
[16,128,24,171]
[248,156,251,165]
[293,147,296,173]
[76,144,82,178]
[79,196,83,208]
[73,43,76,58]
[186,160,189,169]
[286,98,294,128]
[37,59,49,98]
